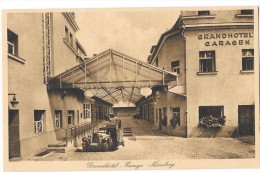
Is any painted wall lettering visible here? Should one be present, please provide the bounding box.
[198,32,253,46]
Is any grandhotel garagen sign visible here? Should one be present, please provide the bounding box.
[198,32,253,46]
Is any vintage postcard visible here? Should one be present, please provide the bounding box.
[2,6,259,171]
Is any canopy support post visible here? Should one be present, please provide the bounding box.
[109,51,112,88]
[162,70,165,85]
[59,76,62,89]
[84,60,86,89]
[97,56,99,87]
[122,55,125,86]
[149,66,151,86]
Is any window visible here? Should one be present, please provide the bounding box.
[155,58,159,67]
[83,104,91,119]
[171,60,180,74]
[242,49,254,71]
[8,29,18,56]
[198,11,210,16]
[241,9,253,15]
[68,110,74,125]
[65,26,69,41]
[199,51,216,72]
[54,110,62,129]
[34,110,45,133]
[199,106,224,119]
[70,33,73,46]
[76,45,81,56]
[171,108,180,126]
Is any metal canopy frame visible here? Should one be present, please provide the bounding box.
[48,49,178,105]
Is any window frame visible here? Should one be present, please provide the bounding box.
[54,110,62,129]
[241,9,253,15]
[7,29,18,56]
[83,103,91,119]
[198,11,210,16]
[199,50,216,73]
[69,33,73,47]
[34,110,45,134]
[171,107,181,126]
[171,60,180,74]
[242,49,254,71]
[199,106,224,120]
[65,26,69,41]
[67,110,74,125]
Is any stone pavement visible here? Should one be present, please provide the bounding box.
[28,117,255,160]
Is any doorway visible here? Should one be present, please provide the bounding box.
[8,110,20,158]
[159,108,162,130]
[238,105,254,136]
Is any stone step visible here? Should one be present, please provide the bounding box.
[46,147,66,153]
[123,131,132,133]
[124,128,131,130]
[123,133,133,136]
[124,129,132,131]
[48,143,66,147]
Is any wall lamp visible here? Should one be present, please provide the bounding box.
[8,93,19,108]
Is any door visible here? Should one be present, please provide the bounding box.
[159,108,162,130]
[68,110,75,125]
[238,105,254,136]
[9,110,20,158]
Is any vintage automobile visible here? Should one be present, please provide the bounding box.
[82,118,124,152]
[82,129,112,152]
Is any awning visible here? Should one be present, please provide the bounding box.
[167,85,186,96]
[48,49,178,105]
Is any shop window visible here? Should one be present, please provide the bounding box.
[199,51,216,72]
[8,29,18,56]
[83,104,91,118]
[171,60,180,74]
[54,110,62,129]
[170,107,180,127]
[34,110,45,133]
[199,106,224,119]
[241,9,253,15]
[68,110,74,125]
[198,11,210,16]
[242,49,254,71]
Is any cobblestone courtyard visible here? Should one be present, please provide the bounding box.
[30,117,255,160]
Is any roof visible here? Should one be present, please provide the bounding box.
[48,49,178,105]
[148,9,254,64]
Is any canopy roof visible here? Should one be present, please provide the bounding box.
[48,49,178,105]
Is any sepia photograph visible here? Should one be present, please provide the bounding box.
[2,3,259,172]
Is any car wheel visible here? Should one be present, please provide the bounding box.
[103,142,109,152]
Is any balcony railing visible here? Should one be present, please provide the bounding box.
[34,121,43,133]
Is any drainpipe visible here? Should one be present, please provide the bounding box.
[179,22,189,138]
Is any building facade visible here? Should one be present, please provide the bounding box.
[7,12,111,159]
[141,9,255,137]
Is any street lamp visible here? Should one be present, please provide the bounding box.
[84,89,96,98]
[8,93,19,108]
[140,87,152,98]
